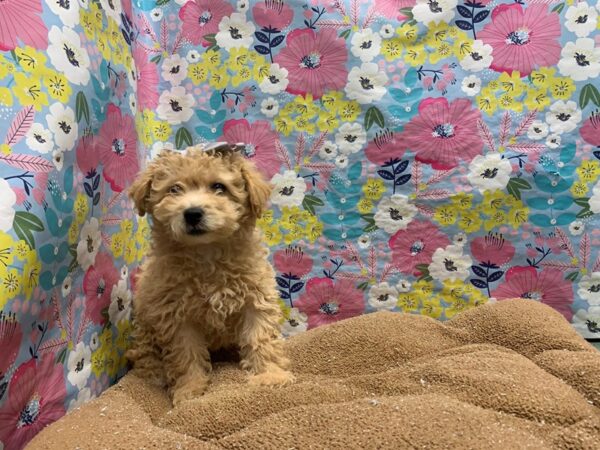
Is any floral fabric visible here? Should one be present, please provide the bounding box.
[1,0,600,448]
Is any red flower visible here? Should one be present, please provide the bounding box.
[133,47,159,111]
[273,246,313,277]
[364,129,406,166]
[274,28,348,99]
[0,0,48,51]
[389,220,450,275]
[75,135,99,175]
[253,0,294,30]
[0,353,66,450]
[296,277,365,329]
[470,233,515,267]
[84,252,119,324]
[179,0,234,45]
[0,312,22,380]
[399,97,483,170]
[580,111,600,147]
[97,104,139,192]
[219,119,281,178]
[491,266,574,321]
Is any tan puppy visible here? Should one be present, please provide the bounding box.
[126,144,294,406]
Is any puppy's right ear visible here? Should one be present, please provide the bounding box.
[129,166,154,217]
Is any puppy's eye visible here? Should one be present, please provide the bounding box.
[211,183,226,194]
[169,184,183,194]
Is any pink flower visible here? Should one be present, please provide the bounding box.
[399,97,483,170]
[470,232,516,267]
[274,28,348,99]
[0,312,22,380]
[374,0,416,20]
[84,252,119,324]
[97,104,139,192]
[253,0,294,30]
[75,135,99,175]
[0,0,48,51]
[219,119,281,178]
[478,4,561,76]
[133,47,159,111]
[296,277,365,329]
[274,246,314,277]
[0,353,66,450]
[422,76,434,90]
[491,266,574,321]
[580,112,600,147]
[179,0,234,45]
[364,129,406,166]
[389,220,450,274]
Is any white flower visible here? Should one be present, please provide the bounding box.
[379,24,395,39]
[397,279,411,293]
[461,75,481,96]
[215,13,255,50]
[186,50,201,63]
[52,149,64,171]
[68,388,94,412]
[546,134,561,149]
[319,141,338,160]
[429,245,472,282]
[545,100,582,134]
[413,0,457,25]
[459,40,493,72]
[569,220,584,236]
[67,342,92,389]
[527,120,549,140]
[281,308,308,337]
[47,26,90,86]
[78,0,89,9]
[335,122,367,154]
[162,54,189,86]
[350,29,382,62]
[467,153,512,193]
[357,234,371,249]
[45,0,79,27]
[374,194,417,234]
[345,62,389,105]
[565,3,598,38]
[89,332,99,351]
[151,141,175,159]
[260,97,279,118]
[237,0,249,13]
[150,7,163,21]
[128,93,137,115]
[157,86,195,125]
[259,63,289,94]
[453,233,467,247]
[76,217,101,270]
[26,123,54,154]
[47,103,78,151]
[572,306,600,338]
[590,181,600,214]
[368,282,398,311]
[121,265,129,280]
[578,273,600,305]
[99,0,122,22]
[558,38,600,81]
[270,171,307,207]
[335,155,349,169]
[62,276,72,297]
[0,179,16,232]
[109,279,133,324]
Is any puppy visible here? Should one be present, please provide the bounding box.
[126,144,294,406]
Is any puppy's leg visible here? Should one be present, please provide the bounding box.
[239,302,295,387]
[126,328,166,387]
[162,323,212,406]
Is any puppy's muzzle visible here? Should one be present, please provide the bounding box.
[184,207,206,235]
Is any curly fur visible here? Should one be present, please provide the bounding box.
[126,147,294,406]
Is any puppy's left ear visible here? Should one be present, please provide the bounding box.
[241,159,271,219]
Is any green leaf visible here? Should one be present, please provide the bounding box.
[204,34,217,44]
[576,207,594,219]
[156,0,171,5]
[302,194,325,215]
[150,54,161,64]
[361,213,378,232]
[415,264,432,282]
[56,348,67,364]
[580,83,600,109]
[507,177,532,200]
[76,91,90,125]
[13,211,44,250]
[399,7,413,19]
[364,106,385,131]
[573,197,590,207]
[565,271,579,282]
[175,127,193,150]
[357,281,369,291]
[551,3,565,13]
[339,29,351,39]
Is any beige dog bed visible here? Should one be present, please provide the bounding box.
[29,300,600,449]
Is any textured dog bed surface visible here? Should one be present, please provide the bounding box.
[28,300,600,449]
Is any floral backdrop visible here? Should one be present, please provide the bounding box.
[0,0,599,448]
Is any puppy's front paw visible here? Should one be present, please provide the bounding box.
[248,369,295,388]
[171,377,209,406]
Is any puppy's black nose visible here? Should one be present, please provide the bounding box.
[184,207,204,225]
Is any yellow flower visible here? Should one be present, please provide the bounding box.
[227,47,250,70]
[429,41,453,64]
[284,225,305,245]
[507,206,528,229]
[120,219,134,237]
[450,192,473,210]
[434,205,457,226]
[14,240,31,260]
[525,87,551,111]
[68,220,79,245]
[440,279,467,302]
[261,223,282,246]
[396,23,419,44]
[152,121,172,141]
[0,55,16,79]
[321,91,344,113]
[398,292,420,312]
[421,297,443,319]
[357,198,373,214]
[293,116,316,134]
[498,71,525,97]
[74,193,89,225]
[124,239,137,265]
[458,210,482,233]
[484,210,507,231]
[208,66,230,89]
[0,232,15,268]
[530,67,556,89]
[293,94,318,119]
[13,73,48,111]
[480,190,507,215]
[202,50,221,68]
[43,71,72,102]
[0,144,10,155]
[577,160,600,183]
[363,178,386,200]
[80,9,96,40]
[1,269,22,300]
[135,218,151,245]
[15,47,48,75]
[21,251,40,300]
[111,232,125,258]
[453,37,473,59]
[381,38,403,61]
[444,298,469,319]
[550,77,576,100]
[91,348,107,377]
[274,115,294,136]
[316,112,339,133]
[305,221,323,243]
[413,279,434,296]
[106,19,122,47]
[338,101,361,122]
[253,60,270,82]
[188,62,209,85]
[571,181,588,197]
[115,319,133,352]
[111,44,125,65]
[280,206,306,229]
[498,92,523,112]
[232,66,252,87]
[404,44,428,66]
[476,87,498,116]
[97,34,111,61]
[424,22,450,47]
[0,87,13,106]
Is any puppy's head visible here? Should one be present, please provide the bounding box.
[129,144,271,245]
